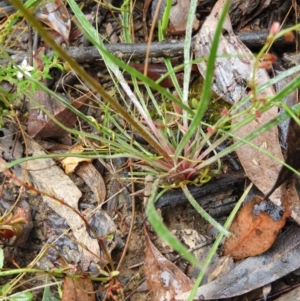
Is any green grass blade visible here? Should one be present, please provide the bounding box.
[174,0,230,161]
[182,0,198,127]
[187,183,253,301]
[181,185,230,237]
[67,0,192,114]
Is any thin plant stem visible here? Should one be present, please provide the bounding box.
[187,183,253,301]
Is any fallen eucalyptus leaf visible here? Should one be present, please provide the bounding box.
[150,0,200,35]
[75,162,106,205]
[27,91,91,139]
[35,0,71,44]
[223,196,289,260]
[62,266,95,301]
[264,116,300,201]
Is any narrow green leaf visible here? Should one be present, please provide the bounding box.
[0,248,4,269]
[7,291,33,301]
[181,185,230,237]
[187,183,253,301]
[42,284,60,301]
[174,0,231,161]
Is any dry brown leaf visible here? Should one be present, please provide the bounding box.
[35,0,71,44]
[61,144,92,174]
[62,274,95,301]
[195,0,300,224]
[76,162,106,205]
[223,196,290,260]
[264,116,300,200]
[150,0,199,36]
[144,227,193,301]
[63,278,95,301]
[166,0,200,35]
[27,91,91,139]
[22,139,100,270]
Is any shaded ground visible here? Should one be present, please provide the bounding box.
[1,0,300,300]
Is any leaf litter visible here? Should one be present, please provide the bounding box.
[21,139,100,270]
[223,196,290,260]
[1,0,300,299]
[177,0,300,299]
[177,225,300,300]
[195,0,300,224]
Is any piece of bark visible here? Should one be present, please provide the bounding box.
[230,0,271,30]
[52,31,291,62]
[1,30,292,67]
[155,176,243,209]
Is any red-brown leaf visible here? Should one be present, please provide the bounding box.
[27,91,91,138]
[62,276,95,301]
[223,196,290,260]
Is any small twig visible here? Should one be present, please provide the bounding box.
[1,28,291,66]
[50,29,292,62]
[116,158,137,271]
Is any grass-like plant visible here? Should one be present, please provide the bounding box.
[2,0,300,299]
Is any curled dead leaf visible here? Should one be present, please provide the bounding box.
[75,162,106,205]
[62,266,95,301]
[223,196,290,260]
[61,144,92,174]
